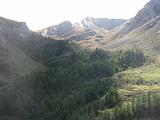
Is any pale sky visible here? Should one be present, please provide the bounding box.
[0,0,150,30]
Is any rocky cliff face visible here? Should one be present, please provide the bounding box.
[80,17,126,30]
[46,20,73,37]
[103,16,160,55]
[106,0,160,52]
[117,0,160,35]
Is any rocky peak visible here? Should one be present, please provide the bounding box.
[80,17,96,28]
[46,20,74,36]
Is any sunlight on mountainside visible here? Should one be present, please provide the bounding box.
[0,0,160,120]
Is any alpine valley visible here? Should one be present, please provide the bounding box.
[0,0,160,120]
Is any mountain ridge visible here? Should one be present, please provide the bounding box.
[115,0,160,36]
[0,0,160,119]
[80,17,126,30]
[39,17,126,37]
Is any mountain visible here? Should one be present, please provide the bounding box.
[40,17,126,37]
[0,16,97,120]
[0,17,50,120]
[80,17,126,30]
[104,16,160,54]
[40,20,96,40]
[103,0,160,54]
[0,16,113,120]
[115,0,160,36]
[41,20,74,37]
[1,0,160,119]
[39,20,99,48]
[38,17,126,49]
[0,17,39,80]
[0,16,73,120]
[38,0,160,50]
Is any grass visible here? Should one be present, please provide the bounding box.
[113,64,160,86]
[97,55,160,119]
[111,57,160,101]
[118,85,160,101]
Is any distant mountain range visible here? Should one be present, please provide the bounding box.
[38,17,126,48]
[39,17,126,37]
[38,0,160,51]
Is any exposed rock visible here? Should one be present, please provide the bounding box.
[104,16,160,55]
[80,17,126,30]
[117,0,160,36]
[46,20,73,37]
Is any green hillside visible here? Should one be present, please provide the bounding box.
[1,0,160,119]
[20,41,158,120]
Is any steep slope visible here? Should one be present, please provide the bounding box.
[115,0,160,36]
[0,17,47,120]
[80,17,126,30]
[1,0,160,119]
[104,16,160,55]
[0,16,86,120]
[0,17,64,120]
[41,20,74,37]
[0,17,39,80]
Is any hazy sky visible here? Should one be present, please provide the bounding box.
[0,0,149,30]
